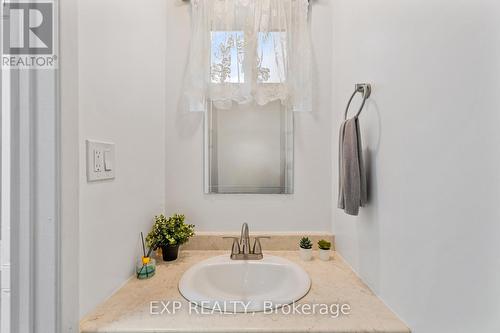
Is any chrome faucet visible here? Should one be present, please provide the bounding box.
[224,223,269,260]
[240,223,250,254]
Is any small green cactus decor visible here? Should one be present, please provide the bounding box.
[299,236,313,261]
[318,239,331,250]
[318,239,332,261]
[299,237,313,249]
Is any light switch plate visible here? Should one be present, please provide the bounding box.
[86,140,115,182]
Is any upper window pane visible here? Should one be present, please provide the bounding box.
[257,31,286,83]
[210,31,244,84]
[210,31,287,84]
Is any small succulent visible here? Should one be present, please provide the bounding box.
[299,237,313,249]
[318,239,331,250]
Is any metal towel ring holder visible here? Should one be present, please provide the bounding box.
[344,83,372,120]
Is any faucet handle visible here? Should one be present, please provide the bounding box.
[252,236,270,255]
[223,237,240,255]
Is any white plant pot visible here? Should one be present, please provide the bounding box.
[299,248,313,261]
[319,249,330,261]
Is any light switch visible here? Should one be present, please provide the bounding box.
[86,140,115,182]
[104,150,113,171]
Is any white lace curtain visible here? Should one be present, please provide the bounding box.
[184,0,312,112]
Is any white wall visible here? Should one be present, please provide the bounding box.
[164,0,333,232]
[331,1,500,332]
[78,0,166,317]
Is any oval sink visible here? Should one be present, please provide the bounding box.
[178,255,311,312]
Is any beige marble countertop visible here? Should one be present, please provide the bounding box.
[80,251,410,333]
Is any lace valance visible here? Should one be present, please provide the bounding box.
[184,0,312,112]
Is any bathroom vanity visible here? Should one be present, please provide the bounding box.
[80,246,409,333]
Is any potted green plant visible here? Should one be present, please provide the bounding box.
[299,237,313,261]
[318,239,331,261]
[146,213,195,261]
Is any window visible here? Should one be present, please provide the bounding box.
[186,0,311,194]
[204,29,294,194]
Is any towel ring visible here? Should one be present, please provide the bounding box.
[344,83,372,120]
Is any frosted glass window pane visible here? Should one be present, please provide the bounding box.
[204,101,294,194]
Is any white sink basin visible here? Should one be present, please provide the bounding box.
[178,255,311,312]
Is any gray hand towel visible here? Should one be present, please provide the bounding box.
[338,117,367,216]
